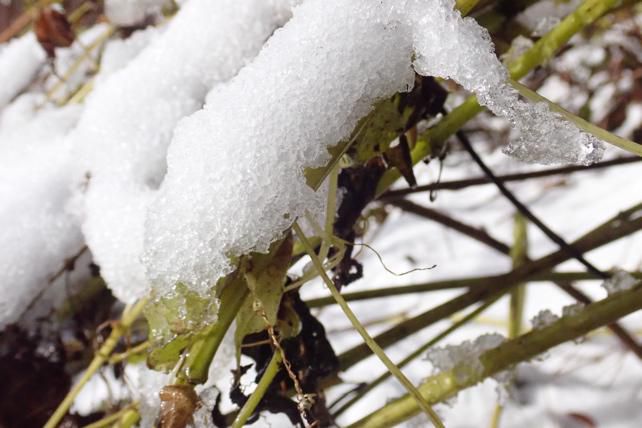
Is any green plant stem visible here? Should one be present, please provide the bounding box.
[83,404,138,428]
[376,0,623,195]
[117,409,140,428]
[178,278,249,385]
[44,299,147,428]
[509,214,528,339]
[333,296,501,418]
[293,222,445,428]
[456,0,482,15]
[348,281,642,428]
[337,202,642,371]
[493,213,528,428]
[232,352,282,428]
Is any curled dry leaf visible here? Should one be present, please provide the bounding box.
[35,7,75,59]
[158,384,199,428]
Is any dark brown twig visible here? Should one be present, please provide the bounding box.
[391,199,642,359]
[380,156,641,200]
[455,129,608,279]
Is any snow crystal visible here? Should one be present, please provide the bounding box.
[0,98,83,329]
[0,34,45,108]
[602,270,638,295]
[407,0,605,165]
[426,333,505,383]
[562,302,585,318]
[143,0,415,293]
[105,0,166,27]
[530,309,560,329]
[71,0,296,302]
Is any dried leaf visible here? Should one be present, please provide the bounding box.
[158,385,199,428]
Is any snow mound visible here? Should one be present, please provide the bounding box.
[71,0,296,303]
[142,0,415,294]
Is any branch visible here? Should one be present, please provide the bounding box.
[337,202,642,370]
[348,281,642,428]
[380,156,641,199]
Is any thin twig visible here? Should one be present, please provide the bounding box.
[455,128,608,279]
[381,156,641,199]
[293,222,445,428]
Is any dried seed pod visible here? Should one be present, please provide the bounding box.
[34,7,75,59]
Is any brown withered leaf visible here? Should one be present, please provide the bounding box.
[35,7,75,59]
[383,134,417,187]
[158,385,200,428]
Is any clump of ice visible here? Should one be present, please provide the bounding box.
[426,333,506,382]
[602,270,638,295]
[0,34,45,108]
[562,302,585,317]
[105,0,167,27]
[530,309,560,329]
[406,0,605,165]
[143,0,415,293]
[0,97,83,329]
[71,0,297,303]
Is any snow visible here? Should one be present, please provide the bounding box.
[105,0,167,27]
[71,0,297,303]
[602,270,638,295]
[0,34,45,108]
[408,0,605,165]
[0,98,83,329]
[142,0,415,294]
[530,309,560,329]
[144,0,608,297]
[426,333,506,382]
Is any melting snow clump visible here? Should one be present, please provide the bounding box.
[562,302,585,317]
[407,0,605,165]
[530,309,560,329]
[426,333,506,382]
[602,270,638,295]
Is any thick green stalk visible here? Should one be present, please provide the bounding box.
[178,280,249,385]
[44,299,148,428]
[232,352,282,428]
[376,0,623,195]
[493,213,528,427]
[456,0,482,15]
[509,214,528,338]
[348,281,642,428]
[293,222,445,428]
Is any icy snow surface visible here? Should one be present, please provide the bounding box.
[144,0,605,296]
[143,0,415,294]
[71,0,296,302]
